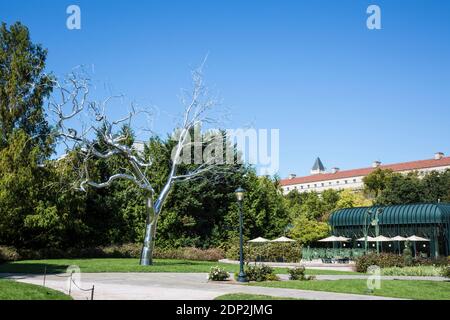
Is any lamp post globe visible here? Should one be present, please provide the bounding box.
[235,187,248,283]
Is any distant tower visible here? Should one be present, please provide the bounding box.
[311,157,326,175]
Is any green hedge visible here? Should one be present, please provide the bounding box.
[0,245,224,262]
[355,252,450,273]
[355,253,405,273]
[226,243,302,263]
[302,247,368,261]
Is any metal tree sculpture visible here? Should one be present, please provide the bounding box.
[50,65,224,265]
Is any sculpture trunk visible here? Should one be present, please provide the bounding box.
[140,197,159,266]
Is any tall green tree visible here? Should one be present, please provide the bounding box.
[363,168,395,198]
[0,22,54,247]
[0,22,53,154]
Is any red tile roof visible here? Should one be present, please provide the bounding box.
[281,156,450,186]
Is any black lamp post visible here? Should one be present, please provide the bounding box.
[235,187,248,283]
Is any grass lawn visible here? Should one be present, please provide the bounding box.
[0,279,72,300]
[214,293,301,300]
[251,279,450,300]
[0,258,358,275]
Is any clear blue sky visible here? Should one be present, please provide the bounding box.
[2,0,450,177]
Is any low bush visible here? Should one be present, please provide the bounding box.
[226,243,301,263]
[288,266,306,280]
[245,264,279,282]
[413,256,449,267]
[208,266,229,281]
[0,245,225,262]
[0,246,21,263]
[441,266,450,278]
[355,253,404,273]
[381,266,444,277]
[154,247,224,261]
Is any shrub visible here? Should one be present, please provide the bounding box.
[245,264,279,282]
[226,243,302,263]
[382,266,444,277]
[153,247,224,261]
[0,246,21,263]
[208,266,229,281]
[413,256,449,267]
[288,266,306,280]
[441,266,450,278]
[355,253,404,273]
[2,245,224,261]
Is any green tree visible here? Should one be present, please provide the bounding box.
[376,172,423,205]
[289,215,329,244]
[420,170,450,203]
[0,22,55,248]
[0,22,53,154]
[363,168,395,198]
[224,173,290,242]
[335,189,372,210]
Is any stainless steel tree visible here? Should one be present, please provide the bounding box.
[50,64,226,265]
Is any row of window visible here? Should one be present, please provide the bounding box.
[284,178,361,192]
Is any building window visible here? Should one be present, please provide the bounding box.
[353,179,357,183]
[345,180,348,184]
[337,181,339,184]
[301,186,303,189]
[307,185,310,188]
[329,182,332,185]
[321,183,324,187]
[314,184,317,187]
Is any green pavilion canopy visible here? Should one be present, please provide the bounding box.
[328,203,450,257]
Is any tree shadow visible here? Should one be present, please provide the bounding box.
[0,262,69,274]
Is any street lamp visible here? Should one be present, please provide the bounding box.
[235,187,248,283]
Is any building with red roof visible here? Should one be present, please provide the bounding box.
[281,152,450,194]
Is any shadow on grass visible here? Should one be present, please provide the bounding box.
[0,262,70,274]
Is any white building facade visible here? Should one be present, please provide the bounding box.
[281,152,450,195]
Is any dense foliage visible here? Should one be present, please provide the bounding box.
[364,168,450,205]
[1,22,450,257]
[0,22,291,252]
[243,264,279,282]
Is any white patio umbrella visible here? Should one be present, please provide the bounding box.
[391,236,407,241]
[318,235,342,242]
[271,236,295,242]
[391,236,408,254]
[406,235,430,241]
[336,236,351,242]
[406,235,430,257]
[356,236,375,241]
[371,235,391,242]
[247,237,270,243]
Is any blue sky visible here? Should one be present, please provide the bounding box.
[2,0,450,177]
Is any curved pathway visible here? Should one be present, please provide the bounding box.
[1,273,409,300]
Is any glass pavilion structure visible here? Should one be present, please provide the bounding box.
[329,203,450,257]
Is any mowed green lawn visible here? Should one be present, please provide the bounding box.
[214,293,301,300]
[0,258,357,275]
[251,279,450,300]
[0,279,71,300]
